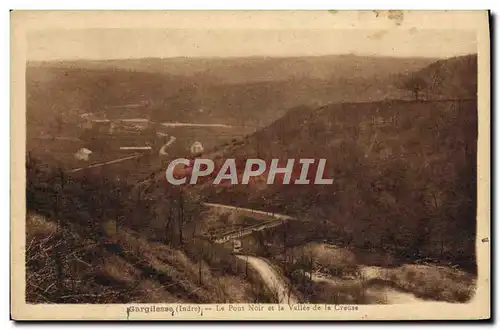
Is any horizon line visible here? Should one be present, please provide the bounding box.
[25,52,478,63]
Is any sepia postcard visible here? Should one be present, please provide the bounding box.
[10,10,490,321]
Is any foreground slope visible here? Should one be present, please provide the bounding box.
[26,161,274,304]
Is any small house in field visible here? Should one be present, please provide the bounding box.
[74,148,93,161]
[190,141,204,155]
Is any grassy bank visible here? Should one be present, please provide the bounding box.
[26,158,273,304]
[271,242,476,304]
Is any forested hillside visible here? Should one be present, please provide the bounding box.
[202,55,478,271]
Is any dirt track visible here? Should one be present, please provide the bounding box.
[236,255,298,304]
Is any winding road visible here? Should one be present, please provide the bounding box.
[203,202,295,220]
[236,255,298,304]
[158,136,177,156]
[67,153,142,173]
[204,203,447,305]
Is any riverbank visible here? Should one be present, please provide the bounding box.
[271,242,476,304]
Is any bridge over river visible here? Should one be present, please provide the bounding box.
[202,202,295,244]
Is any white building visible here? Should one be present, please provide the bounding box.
[190,141,204,155]
[74,148,92,161]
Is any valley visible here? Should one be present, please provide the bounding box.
[25,53,478,305]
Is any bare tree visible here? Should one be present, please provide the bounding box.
[165,204,174,244]
[51,114,64,140]
[401,75,428,101]
[428,65,444,99]
[178,189,184,246]
[245,256,249,278]
[198,250,203,285]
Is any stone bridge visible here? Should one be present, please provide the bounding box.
[202,202,295,244]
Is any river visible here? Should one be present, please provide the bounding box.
[238,255,441,305]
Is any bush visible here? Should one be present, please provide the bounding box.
[286,243,359,279]
[388,264,476,302]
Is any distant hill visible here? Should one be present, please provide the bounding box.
[26,55,436,132]
[30,55,437,84]
[418,54,477,99]
[26,66,189,138]
[26,55,436,165]
[393,54,477,100]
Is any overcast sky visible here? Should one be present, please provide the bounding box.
[27,28,477,61]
